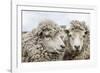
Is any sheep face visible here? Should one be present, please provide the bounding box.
[37,20,66,54]
[68,29,87,52]
[39,28,65,53]
[64,20,88,53]
[43,33,65,53]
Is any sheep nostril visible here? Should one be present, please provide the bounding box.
[74,45,80,50]
[60,45,65,48]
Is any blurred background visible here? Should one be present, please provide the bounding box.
[22,11,90,32]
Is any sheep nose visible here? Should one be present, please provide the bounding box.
[60,45,65,48]
[74,45,80,50]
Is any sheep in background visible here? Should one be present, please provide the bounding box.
[63,20,90,60]
[22,19,66,62]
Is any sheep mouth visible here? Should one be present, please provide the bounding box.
[76,49,83,53]
[71,48,82,53]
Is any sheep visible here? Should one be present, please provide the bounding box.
[63,20,90,60]
[22,19,66,62]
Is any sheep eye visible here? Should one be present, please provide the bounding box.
[85,31,88,35]
[69,34,72,37]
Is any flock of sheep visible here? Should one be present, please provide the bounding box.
[22,19,90,62]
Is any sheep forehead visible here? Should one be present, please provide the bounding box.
[42,28,60,37]
[70,23,85,34]
[70,29,85,37]
[71,25,84,30]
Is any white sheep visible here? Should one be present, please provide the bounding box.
[63,20,90,60]
[22,19,66,62]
